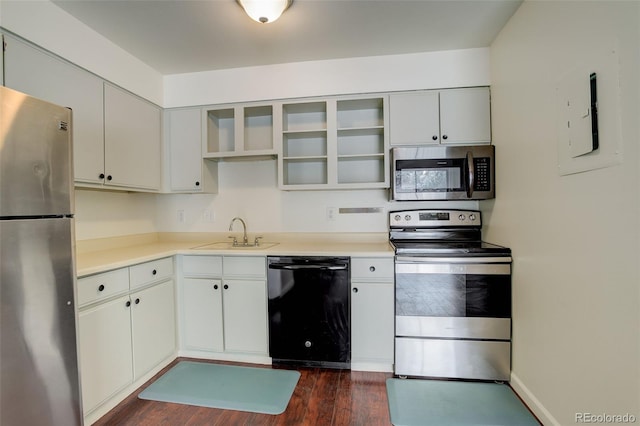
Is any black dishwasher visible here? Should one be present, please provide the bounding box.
[267,256,350,369]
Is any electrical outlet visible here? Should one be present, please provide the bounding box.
[177,209,185,223]
[202,209,214,223]
[327,207,337,221]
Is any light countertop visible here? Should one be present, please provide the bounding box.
[76,232,394,277]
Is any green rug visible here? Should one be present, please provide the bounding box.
[386,378,540,426]
[138,361,300,415]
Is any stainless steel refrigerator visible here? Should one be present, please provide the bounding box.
[0,86,82,425]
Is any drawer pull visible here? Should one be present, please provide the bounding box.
[369,266,376,272]
[98,284,105,292]
[152,269,157,275]
[353,287,359,293]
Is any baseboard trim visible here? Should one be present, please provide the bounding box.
[510,372,560,426]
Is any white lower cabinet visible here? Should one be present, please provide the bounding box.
[79,295,133,415]
[182,278,224,352]
[77,258,176,418]
[180,255,268,359]
[350,257,395,371]
[131,280,176,379]
[222,279,268,354]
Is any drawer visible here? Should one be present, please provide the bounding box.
[182,255,223,277]
[351,257,394,281]
[130,257,174,289]
[223,256,266,278]
[78,268,129,307]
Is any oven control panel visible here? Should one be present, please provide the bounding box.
[389,209,481,228]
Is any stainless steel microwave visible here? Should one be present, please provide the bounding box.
[391,145,495,201]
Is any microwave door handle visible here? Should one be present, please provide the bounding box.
[466,151,475,198]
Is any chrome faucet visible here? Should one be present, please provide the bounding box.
[228,217,248,245]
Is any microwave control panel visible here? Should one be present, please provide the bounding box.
[474,157,491,191]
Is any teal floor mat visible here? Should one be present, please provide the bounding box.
[138,361,300,415]
[386,378,540,426]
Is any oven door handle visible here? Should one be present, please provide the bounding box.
[395,259,511,275]
[395,256,512,264]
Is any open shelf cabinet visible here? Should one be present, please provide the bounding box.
[279,96,389,189]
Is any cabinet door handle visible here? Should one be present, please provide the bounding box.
[99,173,105,179]
[135,298,140,304]
[369,266,376,272]
[223,284,229,290]
[432,135,438,141]
[152,269,157,275]
[213,284,219,290]
[195,181,200,187]
[442,134,448,140]
[125,300,131,307]
[98,284,105,292]
[107,175,113,181]
[352,287,359,293]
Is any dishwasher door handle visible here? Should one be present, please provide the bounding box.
[268,263,348,271]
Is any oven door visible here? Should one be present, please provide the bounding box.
[394,257,511,340]
[394,256,512,380]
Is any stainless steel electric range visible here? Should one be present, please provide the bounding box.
[389,209,512,381]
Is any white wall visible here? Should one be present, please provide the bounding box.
[487,1,639,424]
[74,190,158,241]
[0,0,163,105]
[155,159,477,233]
[163,47,490,107]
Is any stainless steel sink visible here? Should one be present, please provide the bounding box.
[191,241,279,250]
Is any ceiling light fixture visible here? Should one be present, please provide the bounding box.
[237,0,293,24]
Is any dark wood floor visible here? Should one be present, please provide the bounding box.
[94,357,394,426]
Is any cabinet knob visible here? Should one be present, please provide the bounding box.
[98,284,105,292]
[99,173,105,179]
[352,287,359,293]
[213,284,219,290]
[107,175,113,181]
[432,135,438,141]
[125,300,131,307]
[223,284,229,290]
[135,298,140,304]
[195,181,200,187]
[369,266,376,272]
[442,134,448,140]
[152,269,157,275]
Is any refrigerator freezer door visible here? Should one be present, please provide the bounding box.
[0,86,73,217]
[0,218,82,425]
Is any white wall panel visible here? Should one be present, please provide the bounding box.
[487,1,639,424]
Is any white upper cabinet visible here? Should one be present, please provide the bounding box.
[164,107,217,193]
[439,87,491,144]
[3,34,162,192]
[3,34,105,184]
[104,84,161,190]
[389,91,440,145]
[390,87,491,145]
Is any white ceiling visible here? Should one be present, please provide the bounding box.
[52,0,523,75]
